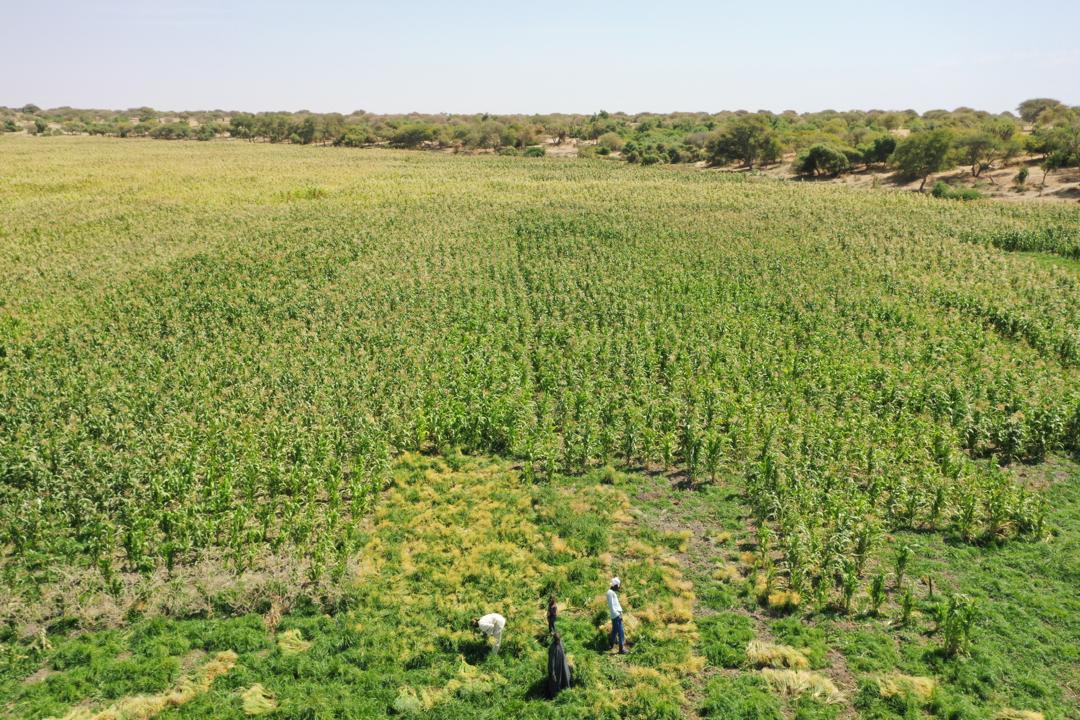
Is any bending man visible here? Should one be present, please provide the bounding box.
[473,612,506,654]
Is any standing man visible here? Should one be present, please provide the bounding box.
[546,631,572,698]
[607,577,626,654]
[472,612,506,654]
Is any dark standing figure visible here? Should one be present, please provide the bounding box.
[547,595,558,634]
[546,632,572,698]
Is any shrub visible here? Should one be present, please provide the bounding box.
[335,124,375,147]
[597,132,625,152]
[706,115,783,168]
[391,124,435,148]
[795,144,852,176]
[931,181,983,201]
[860,135,897,167]
[523,145,546,157]
[149,122,193,140]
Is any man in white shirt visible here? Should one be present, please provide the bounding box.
[606,577,626,654]
[472,612,506,654]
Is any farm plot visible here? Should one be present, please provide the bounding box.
[0,136,1078,718]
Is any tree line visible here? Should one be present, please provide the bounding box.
[3,99,1078,185]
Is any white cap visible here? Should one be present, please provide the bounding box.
[610,576,620,587]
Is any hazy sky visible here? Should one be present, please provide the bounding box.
[4,0,1078,114]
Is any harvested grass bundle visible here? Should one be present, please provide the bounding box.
[996,711,1045,720]
[714,563,742,583]
[766,590,801,612]
[391,687,424,715]
[760,668,842,703]
[876,673,937,701]
[550,535,575,556]
[746,640,810,669]
[277,628,311,654]
[708,531,732,545]
[53,651,238,720]
[241,684,277,716]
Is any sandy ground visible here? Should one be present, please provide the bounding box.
[754,154,1080,204]
[542,137,582,158]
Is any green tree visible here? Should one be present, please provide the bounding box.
[857,135,897,168]
[1032,124,1080,188]
[229,114,256,140]
[294,117,318,144]
[706,115,783,168]
[794,144,852,176]
[1018,98,1064,124]
[953,130,1000,177]
[335,124,375,147]
[391,123,435,148]
[891,128,954,190]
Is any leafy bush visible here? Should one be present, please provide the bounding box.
[195,123,218,141]
[390,124,435,148]
[706,115,783,168]
[523,145,546,157]
[860,135,897,167]
[931,181,983,201]
[597,132,625,152]
[335,124,375,147]
[149,122,193,140]
[795,144,853,176]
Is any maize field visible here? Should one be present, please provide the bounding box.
[1,135,1078,598]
